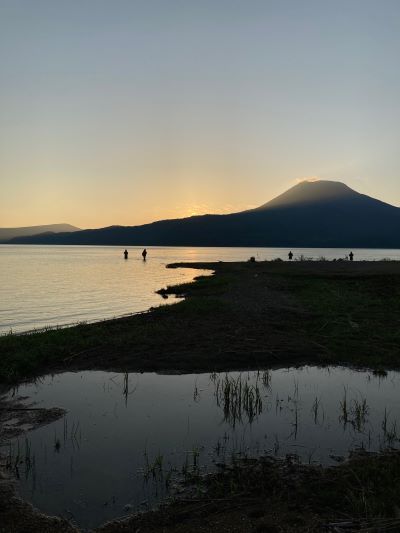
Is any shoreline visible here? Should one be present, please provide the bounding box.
[1,260,400,383]
[1,260,400,532]
[0,265,215,339]
[1,308,154,338]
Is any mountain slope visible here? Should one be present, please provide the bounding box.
[255,180,385,209]
[0,224,80,243]
[7,181,400,247]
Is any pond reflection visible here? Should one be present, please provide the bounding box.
[3,366,400,529]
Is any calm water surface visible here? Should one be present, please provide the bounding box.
[1,245,400,334]
[3,366,400,529]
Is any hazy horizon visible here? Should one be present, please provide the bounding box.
[1,178,399,231]
[2,1,400,228]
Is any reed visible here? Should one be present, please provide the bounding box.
[311,396,321,424]
[339,387,349,426]
[214,374,263,426]
[350,397,369,432]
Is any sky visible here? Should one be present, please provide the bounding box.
[1,0,400,229]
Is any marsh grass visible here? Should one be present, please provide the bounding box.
[339,387,349,426]
[6,437,35,479]
[214,374,263,427]
[351,397,369,432]
[142,450,167,482]
[197,451,400,529]
[141,446,207,493]
[381,408,399,448]
[260,370,271,390]
[339,389,370,432]
[311,396,322,424]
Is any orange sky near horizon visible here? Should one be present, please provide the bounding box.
[1,1,400,229]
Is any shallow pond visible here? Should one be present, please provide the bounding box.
[3,366,400,530]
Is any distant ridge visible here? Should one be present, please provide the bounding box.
[7,181,400,248]
[0,224,80,243]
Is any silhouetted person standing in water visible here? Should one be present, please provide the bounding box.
[349,251,354,261]
[142,249,147,261]
[288,251,293,261]
[123,249,128,260]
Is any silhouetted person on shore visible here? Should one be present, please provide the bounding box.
[288,251,293,261]
[142,249,147,261]
[349,251,354,261]
[123,249,128,260]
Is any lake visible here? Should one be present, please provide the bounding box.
[3,366,400,529]
[1,245,400,334]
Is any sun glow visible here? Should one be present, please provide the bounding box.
[295,176,320,184]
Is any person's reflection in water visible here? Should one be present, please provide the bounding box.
[142,249,147,261]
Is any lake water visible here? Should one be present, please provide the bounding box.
[3,366,400,529]
[1,245,400,334]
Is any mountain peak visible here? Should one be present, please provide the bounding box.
[257,180,357,210]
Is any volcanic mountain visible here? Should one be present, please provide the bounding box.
[7,181,400,247]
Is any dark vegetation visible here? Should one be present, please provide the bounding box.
[293,273,400,369]
[96,451,400,533]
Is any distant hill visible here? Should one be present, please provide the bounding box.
[7,181,400,247]
[0,224,80,243]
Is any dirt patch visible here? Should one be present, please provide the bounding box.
[0,476,77,533]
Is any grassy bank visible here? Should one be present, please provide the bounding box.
[1,261,400,382]
[293,272,400,369]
